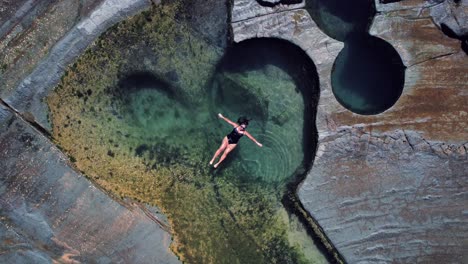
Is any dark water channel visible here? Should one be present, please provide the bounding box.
[48,1,406,263]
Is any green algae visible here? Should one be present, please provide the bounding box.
[47,2,327,263]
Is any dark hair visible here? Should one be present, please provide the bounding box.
[237,116,251,126]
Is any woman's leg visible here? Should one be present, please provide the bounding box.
[210,137,228,165]
[214,144,236,168]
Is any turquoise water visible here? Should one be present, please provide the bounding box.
[113,38,320,185]
[210,38,319,185]
[48,3,347,262]
[115,72,198,148]
[108,37,328,262]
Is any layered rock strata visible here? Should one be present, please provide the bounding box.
[0,1,182,263]
[0,0,152,131]
[0,0,466,262]
[0,104,179,263]
[232,0,305,22]
[232,0,467,262]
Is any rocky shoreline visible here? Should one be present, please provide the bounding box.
[0,103,179,263]
[0,0,152,130]
[230,0,467,262]
[1,1,182,263]
[0,0,466,263]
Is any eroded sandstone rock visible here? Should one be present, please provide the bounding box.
[303,1,467,263]
[0,0,152,131]
[300,127,467,262]
[0,0,466,262]
[0,104,179,263]
[232,0,305,22]
[231,0,467,262]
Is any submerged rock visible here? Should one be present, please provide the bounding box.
[0,0,466,263]
[0,0,152,131]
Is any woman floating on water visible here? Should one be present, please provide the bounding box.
[210,113,262,168]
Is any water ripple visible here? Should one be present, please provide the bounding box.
[241,129,297,183]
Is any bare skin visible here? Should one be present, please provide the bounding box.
[210,113,262,168]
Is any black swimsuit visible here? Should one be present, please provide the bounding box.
[227,126,244,144]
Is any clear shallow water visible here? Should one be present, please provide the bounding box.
[211,38,319,184]
[208,39,326,263]
[45,0,405,262]
[47,6,328,263]
[115,38,319,185]
[212,67,304,183]
[116,37,326,262]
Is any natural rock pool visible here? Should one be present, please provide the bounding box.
[47,3,328,263]
[306,0,405,115]
[1,0,465,263]
[211,38,319,183]
[331,34,405,115]
[44,0,407,262]
[0,0,465,262]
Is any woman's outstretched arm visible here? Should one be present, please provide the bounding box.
[244,131,262,147]
[218,113,238,128]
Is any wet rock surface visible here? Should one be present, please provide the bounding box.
[0,0,466,263]
[430,0,468,38]
[232,0,467,262]
[0,104,179,264]
[0,0,152,131]
[299,128,468,263]
[231,0,305,22]
[0,0,106,96]
[374,0,468,54]
[0,1,183,263]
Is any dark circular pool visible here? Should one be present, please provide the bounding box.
[331,35,405,115]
